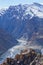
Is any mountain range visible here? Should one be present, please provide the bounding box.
[0,3,43,56]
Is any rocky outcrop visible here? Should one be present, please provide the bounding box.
[1,49,37,65]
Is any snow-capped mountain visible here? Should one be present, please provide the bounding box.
[0,3,43,63]
[0,3,43,39]
[0,2,43,47]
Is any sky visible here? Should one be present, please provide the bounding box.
[0,0,43,9]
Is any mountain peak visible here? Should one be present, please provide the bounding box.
[33,2,43,6]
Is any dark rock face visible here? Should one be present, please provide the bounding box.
[0,29,18,55]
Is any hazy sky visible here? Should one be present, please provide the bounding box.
[0,0,43,9]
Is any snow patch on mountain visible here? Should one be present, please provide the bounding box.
[0,38,42,64]
[0,9,6,16]
[0,39,27,63]
[24,3,43,18]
